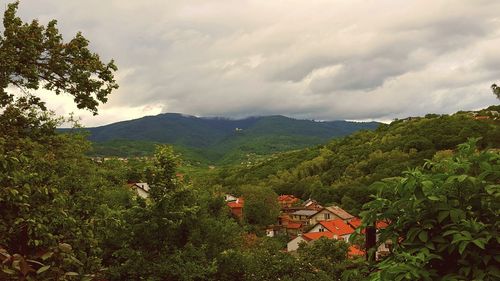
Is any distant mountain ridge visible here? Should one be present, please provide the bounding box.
[78,113,380,164]
[87,113,379,143]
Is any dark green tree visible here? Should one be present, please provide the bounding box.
[241,185,280,227]
[0,1,118,114]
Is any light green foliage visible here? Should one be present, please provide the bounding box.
[0,1,118,114]
[361,138,500,280]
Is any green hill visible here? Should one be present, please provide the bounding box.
[75,113,379,164]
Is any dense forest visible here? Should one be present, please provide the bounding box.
[1,3,499,281]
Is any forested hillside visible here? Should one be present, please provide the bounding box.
[210,107,500,215]
[80,113,379,164]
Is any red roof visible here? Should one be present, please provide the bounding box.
[318,219,354,236]
[286,222,302,229]
[348,218,389,230]
[302,232,335,241]
[348,246,365,257]
[227,197,244,209]
[278,195,298,202]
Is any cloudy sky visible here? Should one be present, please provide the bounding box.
[5,0,500,126]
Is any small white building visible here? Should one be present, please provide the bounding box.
[224,194,238,202]
[131,182,150,199]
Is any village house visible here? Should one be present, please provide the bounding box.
[287,231,365,259]
[287,232,334,251]
[223,194,238,202]
[302,198,323,210]
[227,197,244,219]
[129,182,150,199]
[307,219,355,243]
[277,194,299,208]
[289,209,318,226]
[288,205,354,226]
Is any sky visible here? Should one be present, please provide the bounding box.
[4,0,500,127]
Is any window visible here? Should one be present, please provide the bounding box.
[319,228,324,232]
[324,213,331,220]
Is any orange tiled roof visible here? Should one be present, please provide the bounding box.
[302,232,335,241]
[227,197,244,208]
[318,219,354,236]
[348,245,365,257]
[286,222,302,229]
[278,195,298,202]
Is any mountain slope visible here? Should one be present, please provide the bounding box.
[80,113,380,164]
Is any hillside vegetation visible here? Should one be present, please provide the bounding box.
[210,106,500,215]
[81,114,379,164]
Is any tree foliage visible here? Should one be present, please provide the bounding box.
[0,1,118,114]
[360,138,500,280]
[241,185,280,226]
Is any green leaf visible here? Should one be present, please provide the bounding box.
[437,211,449,223]
[65,272,79,276]
[428,195,440,201]
[418,231,428,243]
[36,265,50,274]
[40,251,53,261]
[458,241,468,255]
[472,239,486,249]
[2,268,16,275]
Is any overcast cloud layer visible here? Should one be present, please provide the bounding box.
[5,0,500,126]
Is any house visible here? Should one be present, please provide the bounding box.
[285,222,302,236]
[287,232,335,251]
[302,199,323,210]
[308,205,355,225]
[289,209,318,226]
[227,197,244,219]
[130,182,150,199]
[224,194,238,202]
[307,219,355,242]
[324,206,355,222]
[277,195,299,208]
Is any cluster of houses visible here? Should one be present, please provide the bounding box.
[226,194,391,258]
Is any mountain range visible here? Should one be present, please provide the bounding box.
[76,113,380,164]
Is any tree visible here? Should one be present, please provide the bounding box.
[0,3,120,279]
[241,185,280,227]
[0,1,118,114]
[297,238,351,279]
[492,83,500,100]
[360,138,500,280]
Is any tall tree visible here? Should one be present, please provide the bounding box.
[241,185,280,226]
[0,1,118,114]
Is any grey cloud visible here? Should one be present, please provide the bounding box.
[5,0,500,126]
